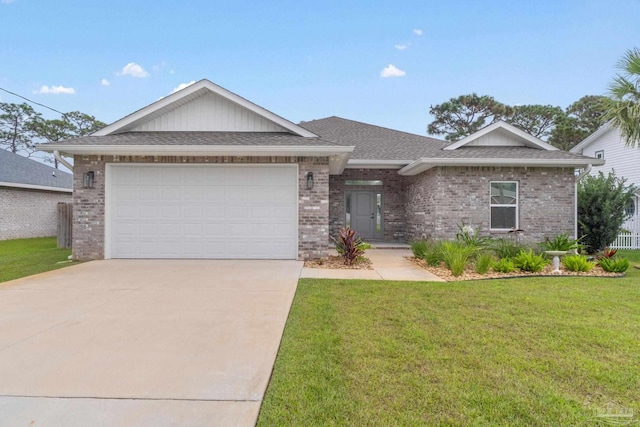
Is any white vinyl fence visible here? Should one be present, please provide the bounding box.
[610,218,640,249]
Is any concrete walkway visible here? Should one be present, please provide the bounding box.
[0,259,303,427]
[300,249,445,281]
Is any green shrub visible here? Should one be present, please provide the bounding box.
[411,240,430,259]
[441,241,476,277]
[424,241,445,266]
[332,227,367,266]
[562,254,595,272]
[540,233,581,252]
[578,171,637,253]
[598,256,630,273]
[475,253,493,275]
[491,238,525,259]
[493,257,516,273]
[513,249,549,273]
[455,223,493,249]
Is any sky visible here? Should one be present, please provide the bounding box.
[1,0,639,137]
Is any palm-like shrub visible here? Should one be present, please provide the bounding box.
[513,249,549,273]
[493,258,516,273]
[598,257,630,273]
[562,254,595,272]
[540,233,581,252]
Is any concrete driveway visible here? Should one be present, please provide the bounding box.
[0,259,302,426]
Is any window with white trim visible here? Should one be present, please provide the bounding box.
[490,181,518,229]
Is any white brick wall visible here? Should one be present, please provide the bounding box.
[0,187,72,240]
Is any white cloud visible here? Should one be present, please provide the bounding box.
[101,78,110,86]
[380,64,406,78]
[395,44,408,50]
[34,85,76,95]
[171,80,196,93]
[117,62,149,78]
[413,29,423,36]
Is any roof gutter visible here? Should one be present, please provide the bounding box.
[398,157,606,176]
[54,151,73,171]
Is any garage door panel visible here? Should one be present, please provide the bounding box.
[109,165,297,259]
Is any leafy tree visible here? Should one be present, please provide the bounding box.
[578,171,636,253]
[62,111,106,136]
[31,111,106,168]
[0,102,41,156]
[427,94,510,141]
[548,95,608,150]
[506,104,564,139]
[604,47,640,148]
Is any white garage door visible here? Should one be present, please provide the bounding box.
[107,165,298,259]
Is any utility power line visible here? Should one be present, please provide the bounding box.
[0,86,66,115]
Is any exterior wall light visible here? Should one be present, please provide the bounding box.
[306,172,314,190]
[83,171,95,188]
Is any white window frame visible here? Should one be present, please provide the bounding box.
[490,181,519,230]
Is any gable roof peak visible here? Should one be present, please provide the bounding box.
[93,79,318,138]
[444,120,558,151]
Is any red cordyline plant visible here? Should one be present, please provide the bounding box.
[331,227,365,266]
[596,247,618,260]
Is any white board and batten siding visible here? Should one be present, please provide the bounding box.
[131,92,289,132]
[463,129,527,147]
[578,126,640,249]
[580,127,640,185]
[105,164,298,259]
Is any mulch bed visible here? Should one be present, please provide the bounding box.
[304,255,373,270]
[408,257,625,281]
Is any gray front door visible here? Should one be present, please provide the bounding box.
[350,191,382,240]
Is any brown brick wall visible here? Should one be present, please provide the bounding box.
[405,166,576,244]
[72,155,329,261]
[329,169,407,241]
[0,187,71,240]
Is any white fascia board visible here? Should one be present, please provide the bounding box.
[0,181,72,193]
[346,159,412,169]
[569,121,614,153]
[398,157,606,176]
[93,79,318,138]
[37,144,354,156]
[444,121,558,151]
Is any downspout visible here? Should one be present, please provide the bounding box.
[575,165,592,239]
[53,150,73,172]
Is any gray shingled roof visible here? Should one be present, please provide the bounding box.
[0,149,72,189]
[299,116,597,162]
[300,116,448,160]
[43,131,345,147]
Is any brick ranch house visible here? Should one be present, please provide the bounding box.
[40,79,603,261]
[0,149,72,240]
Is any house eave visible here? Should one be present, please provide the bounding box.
[569,120,614,153]
[398,158,606,176]
[37,144,355,175]
[0,181,72,193]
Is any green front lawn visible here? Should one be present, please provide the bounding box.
[259,251,640,426]
[0,237,74,283]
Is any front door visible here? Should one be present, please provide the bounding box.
[349,191,382,240]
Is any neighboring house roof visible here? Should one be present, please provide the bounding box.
[0,149,72,192]
[569,121,613,153]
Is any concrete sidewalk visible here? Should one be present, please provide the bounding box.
[300,249,445,281]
